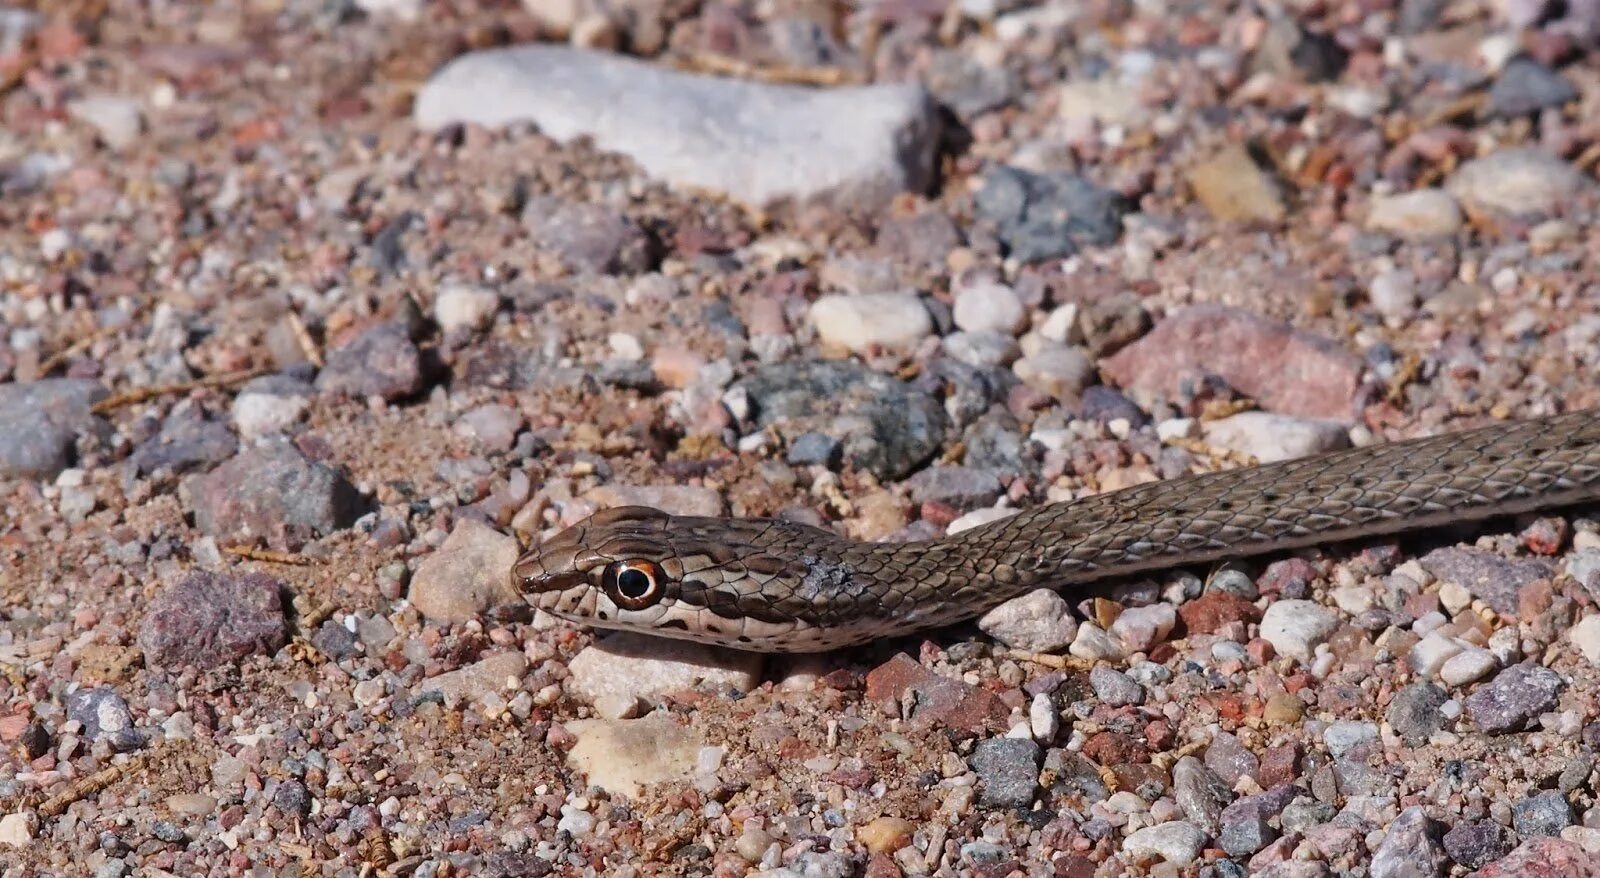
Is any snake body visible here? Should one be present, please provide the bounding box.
[514,409,1600,652]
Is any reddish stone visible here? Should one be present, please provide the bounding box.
[1178,591,1262,634]
[864,653,1008,734]
[1257,744,1300,788]
[865,853,903,878]
[1145,720,1175,750]
[1473,837,1600,877]
[1258,558,1321,597]
[0,713,27,743]
[1081,731,1146,766]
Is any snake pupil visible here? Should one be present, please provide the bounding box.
[617,567,654,599]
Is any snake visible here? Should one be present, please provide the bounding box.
[513,409,1600,652]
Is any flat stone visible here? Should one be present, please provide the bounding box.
[809,292,933,354]
[864,653,1007,734]
[137,572,288,670]
[1365,189,1464,238]
[1187,145,1285,223]
[1488,57,1578,118]
[409,518,523,624]
[567,631,764,706]
[1179,591,1261,634]
[1464,663,1564,734]
[904,465,1003,508]
[1446,147,1594,216]
[189,443,365,546]
[973,166,1127,263]
[0,379,108,479]
[315,322,424,400]
[1514,790,1575,838]
[419,651,529,707]
[66,93,143,149]
[1369,806,1447,878]
[1110,604,1176,652]
[1090,664,1144,707]
[1100,305,1362,422]
[1419,546,1553,615]
[1442,821,1514,871]
[0,812,36,848]
[1259,599,1339,663]
[130,410,238,476]
[735,360,947,481]
[952,279,1026,335]
[564,712,704,798]
[1569,614,1600,665]
[1171,756,1232,834]
[977,589,1078,652]
[1123,821,1207,867]
[525,198,655,275]
[969,737,1041,807]
[1013,346,1096,403]
[414,46,939,210]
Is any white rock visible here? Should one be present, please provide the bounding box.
[1437,580,1473,615]
[1030,692,1060,742]
[1439,648,1498,687]
[1038,303,1082,343]
[1259,600,1338,663]
[977,589,1078,652]
[419,652,529,707]
[1123,821,1207,866]
[809,293,932,354]
[1368,270,1419,322]
[0,811,36,847]
[565,712,703,797]
[952,279,1026,335]
[434,284,501,333]
[67,94,143,150]
[947,507,1016,534]
[414,46,940,210]
[1446,147,1595,216]
[1068,622,1126,662]
[1408,632,1466,678]
[233,392,309,440]
[1013,345,1095,401]
[566,631,764,706]
[1201,412,1351,463]
[1330,585,1376,616]
[608,332,645,361]
[1110,604,1176,653]
[1569,614,1600,665]
[1366,189,1463,238]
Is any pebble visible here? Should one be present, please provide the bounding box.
[566,631,764,706]
[977,589,1078,652]
[1438,647,1498,686]
[1100,305,1362,422]
[1204,732,1259,785]
[858,816,915,854]
[1123,821,1207,867]
[1200,412,1350,463]
[1442,821,1514,871]
[586,484,724,517]
[1322,721,1377,758]
[1464,663,1565,734]
[454,403,524,452]
[809,292,933,354]
[1110,604,1176,652]
[786,432,841,468]
[273,779,312,817]
[408,518,523,624]
[1446,147,1595,216]
[1258,600,1339,663]
[1365,189,1463,238]
[1179,591,1261,634]
[865,653,1008,734]
[0,812,37,848]
[1408,632,1466,678]
[905,466,1003,507]
[969,737,1041,807]
[564,713,704,798]
[1012,345,1095,402]
[232,390,309,440]
[1369,269,1420,321]
[419,651,528,707]
[735,826,776,862]
[1089,664,1144,707]
[1419,546,1553,615]
[0,379,108,479]
[193,442,364,543]
[735,360,948,480]
[1488,57,1578,118]
[952,279,1026,335]
[1514,790,1576,838]
[1068,622,1127,662]
[130,410,238,476]
[1569,614,1600,665]
[66,688,141,752]
[943,331,1021,367]
[1171,756,1232,834]
[314,322,425,400]
[973,166,1127,263]
[1471,837,1600,877]
[137,572,288,669]
[1386,682,1448,745]
[1219,815,1276,857]
[66,94,143,149]
[525,198,655,275]
[1368,806,1446,878]
[414,46,939,210]
[433,284,501,333]
[1186,145,1285,223]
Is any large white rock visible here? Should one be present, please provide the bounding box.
[415,46,941,210]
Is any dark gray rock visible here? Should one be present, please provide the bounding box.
[0,378,109,479]
[131,410,237,476]
[925,50,1015,118]
[974,167,1127,264]
[1089,664,1144,707]
[525,198,655,275]
[1489,57,1578,118]
[1513,790,1575,838]
[1172,756,1233,834]
[272,779,312,816]
[1369,806,1447,878]
[1218,815,1275,857]
[905,465,1003,508]
[785,432,842,468]
[1464,663,1565,734]
[1043,747,1109,804]
[311,620,359,660]
[315,322,424,401]
[137,571,289,669]
[189,443,365,545]
[1387,682,1449,745]
[1441,820,1513,870]
[970,737,1042,808]
[65,687,142,752]
[736,360,948,480]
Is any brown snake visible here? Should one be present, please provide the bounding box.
[514,409,1600,652]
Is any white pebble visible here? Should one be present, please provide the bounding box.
[952,279,1026,335]
[809,292,932,354]
[1259,600,1338,663]
[434,284,501,333]
[1439,648,1498,687]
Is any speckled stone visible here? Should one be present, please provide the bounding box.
[1464,663,1565,734]
[969,737,1041,807]
[137,572,288,670]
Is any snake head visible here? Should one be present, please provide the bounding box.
[511,505,870,651]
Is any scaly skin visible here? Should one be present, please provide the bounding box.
[514,409,1600,652]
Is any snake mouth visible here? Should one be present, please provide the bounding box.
[511,555,589,596]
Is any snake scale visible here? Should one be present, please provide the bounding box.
[514,409,1600,652]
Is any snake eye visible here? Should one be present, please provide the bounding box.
[604,560,664,610]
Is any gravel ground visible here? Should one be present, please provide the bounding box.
[4,0,1600,876]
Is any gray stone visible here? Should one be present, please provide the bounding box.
[1369,806,1447,878]
[1464,663,1565,734]
[1419,546,1553,615]
[189,443,365,545]
[1446,147,1594,216]
[969,737,1041,808]
[1488,58,1578,118]
[1205,732,1259,785]
[1218,815,1275,857]
[1513,790,1574,838]
[1089,664,1144,707]
[1441,820,1513,870]
[414,46,940,210]
[976,589,1077,653]
[524,198,654,275]
[974,166,1126,263]
[786,432,842,468]
[905,465,1003,507]
[1172,756,1232,834]
[315,322,424,401]
[65,688,142,752]
[1123,821,1207,866]
[0,379,108,479]
[130,410,237,476]
[1387,682,1448,745]
[735,360,948,481]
